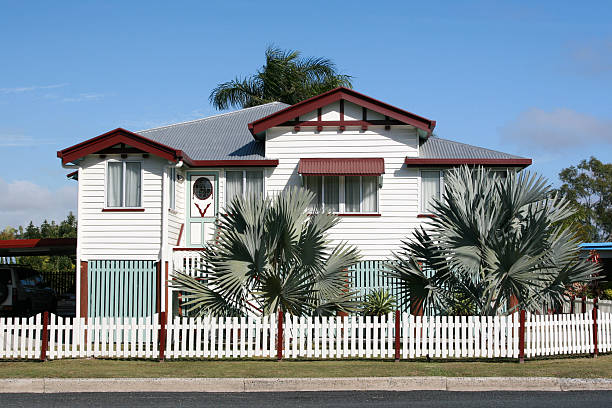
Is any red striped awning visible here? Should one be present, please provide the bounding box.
[298,158,385,176]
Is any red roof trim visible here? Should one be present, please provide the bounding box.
[404,158,532,168]
[0,238,77,249]
[248,87,436,137]
[186,159,279,167]
[298,158,385,176]
[57,128,183,165]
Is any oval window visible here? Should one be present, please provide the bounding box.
[193,177,213,200]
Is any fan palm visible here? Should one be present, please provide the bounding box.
[171,187,361,317]
[209,46,353,110]
[388,166,601,316]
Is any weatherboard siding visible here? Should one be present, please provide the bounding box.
[265,125,422,260]
[78,155,164,260]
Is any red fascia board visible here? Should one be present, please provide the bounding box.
[57,128,181,164]
[248,87,436,136]
[0,238,77,249]
[185,159,279,167]
[404,158,532,167]
[66,170,78,179]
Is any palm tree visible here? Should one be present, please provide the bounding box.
[209,46,353,110]
[171,187,361,317]
[388,166,601,316]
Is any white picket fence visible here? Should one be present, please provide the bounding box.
[2,311,612,361]
[562,298,612,315]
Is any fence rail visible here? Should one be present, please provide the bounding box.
[2,308,611,362]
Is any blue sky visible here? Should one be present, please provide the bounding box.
[1,1,611,228]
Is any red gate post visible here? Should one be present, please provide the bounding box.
[394,310,400,362]
[570,295,575,314]
[40,311,49,361]
[277,310,284,361]
[159,311,167,361]
[593,297,599,358]
[582,296,587,314]
[518,309,526,364]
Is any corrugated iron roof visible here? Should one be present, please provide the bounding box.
[138,102,289,161]
[419,136,526,160]
[298,158,385,175]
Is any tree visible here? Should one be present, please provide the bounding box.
[171,187,361,317]
[209,46,353,110]
[388,166,600,316]
[558,157,612,242]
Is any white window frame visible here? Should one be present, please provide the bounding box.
[224,169,265,205]
[419,169,443,215]
[305,175,380,214]
[104,159,144,209]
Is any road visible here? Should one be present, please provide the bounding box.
[2,391,612,407]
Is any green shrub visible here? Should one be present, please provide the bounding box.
[362,289,396,316]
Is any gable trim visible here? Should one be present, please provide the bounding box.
[248,87,436,137]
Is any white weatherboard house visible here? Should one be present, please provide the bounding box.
[57,87,531,319]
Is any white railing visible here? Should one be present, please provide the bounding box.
[173,250,206,277]
[562,298,612,314]
[2,311,612,361]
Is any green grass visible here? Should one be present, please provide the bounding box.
[1,355,611,379]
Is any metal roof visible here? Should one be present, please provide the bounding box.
[419,137,526,160]
[298,158,385,176]
[138,102,289,161]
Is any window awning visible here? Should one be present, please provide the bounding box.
[298,158,385,176]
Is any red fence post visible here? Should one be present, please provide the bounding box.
[394,310,400,361]
[582,296,587,314]
[518,309,526,363]
[277,310,284,361]
[570,295,575,314]
[593,297,598,358]
[159,311,167,361]
[40,311,49,361]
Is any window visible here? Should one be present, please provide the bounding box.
[107,161,142,207]
[489,169,508,179]
[304,175,379,213]
[420,170,441,214]
[225,170,264,204]
[169,167,176,210]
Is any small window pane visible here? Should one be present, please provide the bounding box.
[323,176,339,212]
[421,171,440,213]
[304,176,322,210]
[362,176,378,212]
[107,162,123,207]
[245,170,264,196]
[226,171,243,205]
[345,176,360,212]
[125,162,142,207]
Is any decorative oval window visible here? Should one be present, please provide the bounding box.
[193,177,213,200]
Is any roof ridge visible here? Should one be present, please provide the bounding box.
[138,102,287,134]
[428,136,525,159]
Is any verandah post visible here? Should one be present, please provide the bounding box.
[277,309,284,361]
[40,311,49,361]
[394,310,400,361]
[518,309,526,363]
[593,297,599,358]
[159,311,167,361]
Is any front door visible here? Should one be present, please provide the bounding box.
[186,172,218,247]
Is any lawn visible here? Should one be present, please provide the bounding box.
[0,355,611,379]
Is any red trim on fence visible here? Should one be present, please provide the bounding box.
[80,261,88,319]
[404,158,532,168]
[277,310,284,361]
[570,295,575,314]
[40,311,49,361]
[101,208,145,212]
[593,298,599,358]
[518,309,526,363]
[248,87,436,137]
[159,311,167,361]
[394,310,400,361]
[176,223,185,246]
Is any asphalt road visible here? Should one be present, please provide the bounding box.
[2,391,612,408]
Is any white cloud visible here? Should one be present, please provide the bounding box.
[0,178,76,229]
[62,93,105,103]
[0,134,56,147]
[0,83,68,94]
[499,108,612,151]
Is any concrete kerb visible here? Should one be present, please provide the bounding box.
[1,377,612,393]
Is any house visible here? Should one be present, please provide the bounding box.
[57,87,531,319]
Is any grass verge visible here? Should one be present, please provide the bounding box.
[0,355,611,379]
